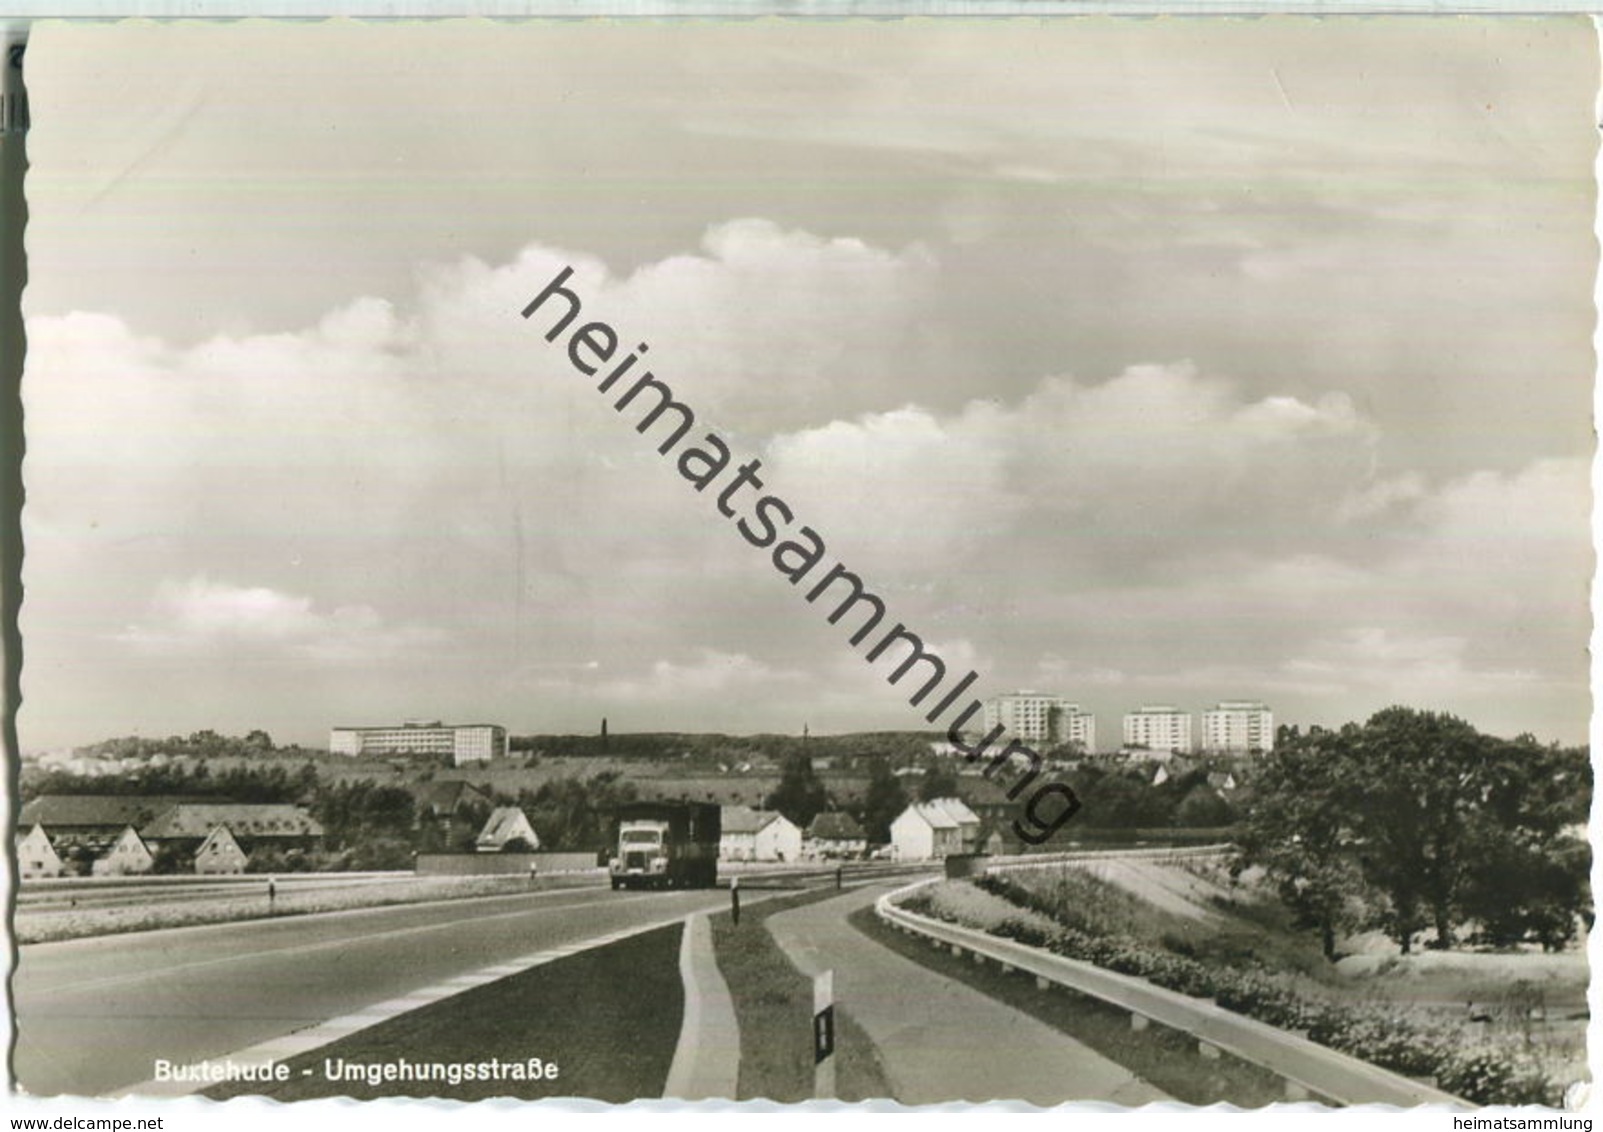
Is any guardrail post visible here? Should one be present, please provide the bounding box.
[730,875,740,926]
[813,970,836,1099]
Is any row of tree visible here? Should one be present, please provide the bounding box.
[76,729,328,760]
[1240,707,1591,957]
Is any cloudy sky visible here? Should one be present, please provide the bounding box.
[19,18,1597,751]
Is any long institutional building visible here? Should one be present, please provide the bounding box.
[329,722,507,765]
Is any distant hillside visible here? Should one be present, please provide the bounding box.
[509,730,940,764]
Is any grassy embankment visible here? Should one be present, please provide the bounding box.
[206,923,684,1102]
[708,888,892,1102]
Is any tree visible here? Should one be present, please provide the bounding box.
[1173,785,1234,829]
[150,842,192,875]
[1461,830,1590,950]
[766,752,828,827]
[313,781,417,852]
[860,758,909,843]
[1078,770,1170,830]
[1458,738,1592,948]
[917,765,958,802]
[1240,729,1367,960]
[518,772,638,851]
[1347,708,1485,951]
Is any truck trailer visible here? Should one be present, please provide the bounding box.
[608,801,720,890]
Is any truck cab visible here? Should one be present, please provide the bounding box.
[611,820,670,887]
[607,802,720,890]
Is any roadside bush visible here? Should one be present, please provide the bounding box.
[344,836,414,871]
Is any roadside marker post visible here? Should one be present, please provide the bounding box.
[813,968,836,1099]
[730,874,740,925]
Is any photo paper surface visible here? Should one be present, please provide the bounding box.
[10,17,1596,1110]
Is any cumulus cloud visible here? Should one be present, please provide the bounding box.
[20,218,1592,746]
[765,360,1381,585]
[117,577,443,663]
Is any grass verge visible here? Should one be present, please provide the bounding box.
[204,923,683,1101]
[709,887,892,1102]
[17,874,602,944]
[848,905,1295,1107]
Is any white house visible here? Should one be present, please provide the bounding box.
[194,825,249,874]
[890,798,982,861]
[91,825,155,876]
[476,806,541,852]
[18,824,66,878]
[719,806,803,862]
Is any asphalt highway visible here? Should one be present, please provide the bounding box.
[13,884,741,1097]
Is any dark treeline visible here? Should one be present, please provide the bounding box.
[23,760,318,804]
[75,729,323,761]
[1062,764,1238,830]
[510,730,937,767]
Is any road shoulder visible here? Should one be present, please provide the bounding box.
[765,884,1170,1107]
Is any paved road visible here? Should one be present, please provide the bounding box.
[13,885,741,1098]
[767,885,1171,1106]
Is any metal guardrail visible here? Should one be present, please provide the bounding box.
[984,844,1235,871]
[875,877,1472,1109]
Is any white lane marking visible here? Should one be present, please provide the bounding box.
[20,881,617,955]
[23,892,669,998]
[121,917,692,1098]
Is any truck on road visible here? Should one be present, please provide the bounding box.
[608,801,720,890]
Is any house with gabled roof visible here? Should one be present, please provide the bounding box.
[91,825,155,876]
[193,825,249,874]
[475,806,540,852]
[140,803,323,854]
[890,798,981,861]
[17,824,67,879]
[719,806,803,862]
[806,811,867,860]
[19,794,207,841]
